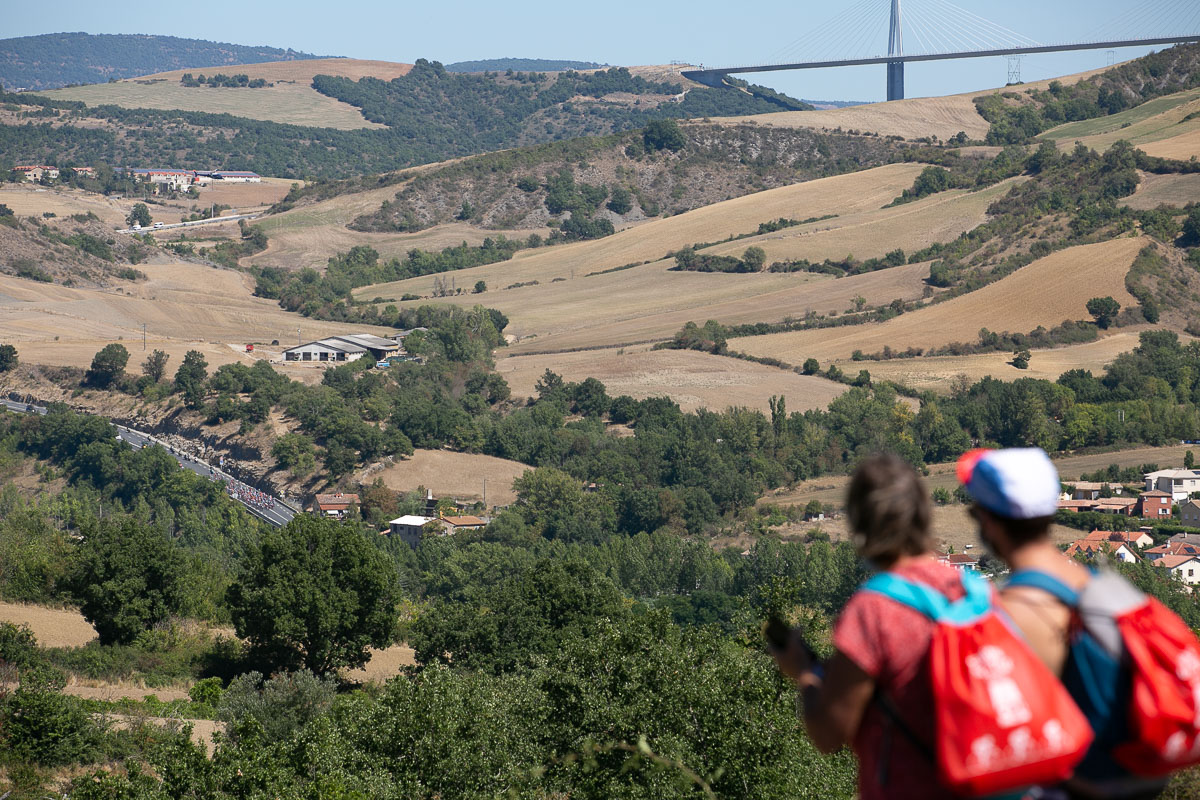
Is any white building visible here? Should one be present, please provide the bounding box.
[388,515,435,548]
[283,334,399,364]
[212,170,261,183]
[1158,555,1200,586]
[1144,469,1200,503]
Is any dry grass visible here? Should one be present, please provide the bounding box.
[1045,88,1200,154]
[355,449,530,506]
[0,257,396,374]
[0,185,133,227]
[1122,172,1200,210]
[495,345,848,414]
[735,237,1146,363]
[714,66,1110,141]
[0,600,95,647]
[44,59,412,130]
[1139,128,1200,161]
[343,644,416,684]
[841,331,1152,394]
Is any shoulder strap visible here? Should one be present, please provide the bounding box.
[1005,569,1081,606]
[862,569,992,623]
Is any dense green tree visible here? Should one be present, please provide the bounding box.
[1086,296,1121,329]
[65,516,188,645]
[0,342,17,371]
[1183,206,1200,247]
[742,246,766,271]
[227,515,400,674]
[174,349,208,408]
[83,343,129,388]
[643,118,686,152]
[141,348,169,382]
[126,202,152,228]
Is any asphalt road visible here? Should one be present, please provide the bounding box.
[2,397,295,527]
[118,213,259,235]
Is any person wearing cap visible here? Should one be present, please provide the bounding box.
[959,447,1166,799]
[772,453,966,800]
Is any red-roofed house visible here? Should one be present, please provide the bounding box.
[437,515,487,533]
[1065,539,1139,564]
[1146,541,1200,561]
[313,492,359,520]
[1082,529,1153,548]
[935,552,981,572]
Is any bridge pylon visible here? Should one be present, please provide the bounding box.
[887,0,905,100]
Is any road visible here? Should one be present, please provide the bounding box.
[2,397,296,527]
[118,213,259,235]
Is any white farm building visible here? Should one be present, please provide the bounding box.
[283,334,400,364]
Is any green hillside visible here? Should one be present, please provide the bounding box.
[446,58,606,72]
[0,32,328,91]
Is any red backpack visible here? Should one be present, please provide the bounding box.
[864,569,1093,796]
[1113,594,1200,774]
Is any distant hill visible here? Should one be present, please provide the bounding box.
[0,33,329,90]
[445,58,606,73]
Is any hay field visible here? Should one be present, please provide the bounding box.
[0,600,95,647]
[1122,172,1200,210]
[843,331,1149,394]
[0,184,132,227]
[699,178,1016,266]
[345,644,416,684]
[355,163,928,298]
[44,59,412,129]
[356,449,530,506]
[735,237,1145,364]
[1139,128,1200,161]
[496,346,848,413]
[1042,88,1200,152]
[0,257,395,372]
[715,66,1110,141]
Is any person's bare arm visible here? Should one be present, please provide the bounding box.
[998,587,1070,675]
[774,642,875,754]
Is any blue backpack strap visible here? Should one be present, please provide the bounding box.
[862,569,992,624]
[1005,569,1081,606]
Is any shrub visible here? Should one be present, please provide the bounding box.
[217,669,337,744]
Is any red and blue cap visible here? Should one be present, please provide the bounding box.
[957,447,1060,520]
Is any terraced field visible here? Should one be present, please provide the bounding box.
[1041,87,1200,153]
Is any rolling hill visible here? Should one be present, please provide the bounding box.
[0,32,327,90]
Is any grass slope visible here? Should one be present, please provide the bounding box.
[1042,87,1200,154]
[734,237,1146,363]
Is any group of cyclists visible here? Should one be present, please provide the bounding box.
[215,475,277,511]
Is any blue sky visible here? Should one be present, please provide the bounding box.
[10,0,1197,102]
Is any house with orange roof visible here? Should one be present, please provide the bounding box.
[1082,529,1153,548]
[1065,539,1139,564]
[1155,554,1200,586]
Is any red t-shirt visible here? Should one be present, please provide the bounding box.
[832,558,966,800]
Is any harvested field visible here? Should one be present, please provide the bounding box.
[1122,172,1200,210]
[1043,88,1200,153]
[356,449,530,506]
[0,185,133,227]
[495,346,848,414]
[355,163,928,298]
[700,178,1016,266]
[735,237,1145,364]
[715,67,1109,141]
[0,257,395,374]
[0,600,95,647]
[45,59,413,130]
[1139,128,1200,161]
[344,644,416,684]
[843,331,1149,394]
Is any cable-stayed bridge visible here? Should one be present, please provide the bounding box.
[682,0,1200,101]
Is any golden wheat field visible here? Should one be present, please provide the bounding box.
[45,58,411,129]
[1139,127,1200,161]
[495,345,849,413]
[735,237,1145,364]
[354,449,531,507]
[841,331,1152,393]
[1122,172,1200,211]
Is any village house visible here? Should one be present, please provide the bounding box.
[124,167,196,193]
[1181,499,1200,527]
[1065,538,1139,564]
[1145,540,1200,561]
[387,514,436,548]
[283,334,399,364]
[1070,481,1123,500]
[1056,497,1137,515]
[1144,469,1200,502]
[313,492,358,520]
[438,515,487,534]
[1134,490,1173,518]
[936,552,981,572]
[13,165,59,182]
[1156,554,1200,586]
[1081,528,1153,549]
